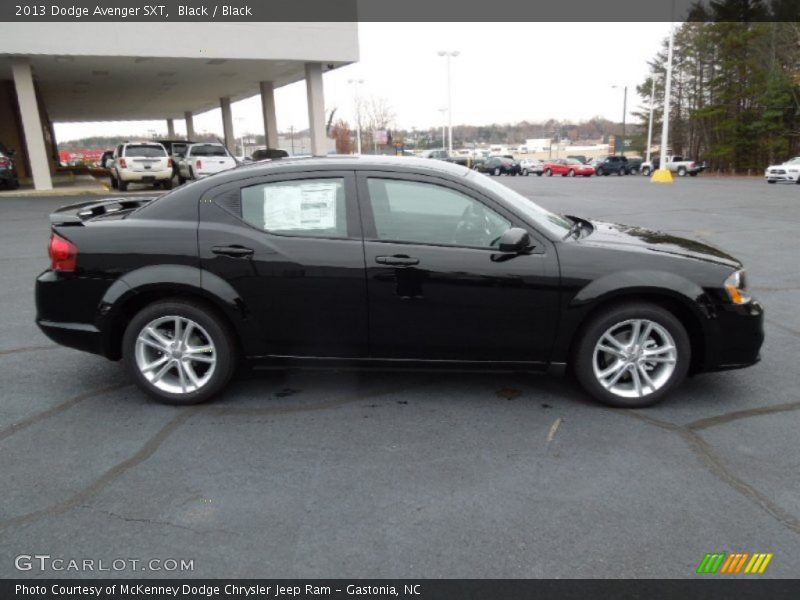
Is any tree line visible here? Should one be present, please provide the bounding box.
[635,0,800,172]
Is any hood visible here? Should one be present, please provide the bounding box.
[580,220,741,268]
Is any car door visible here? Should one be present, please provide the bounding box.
[356,171,560,364]
[198,170,369,358]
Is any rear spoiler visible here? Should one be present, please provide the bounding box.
[50,197,156,226]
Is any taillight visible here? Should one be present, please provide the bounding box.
[0,157,9,167]
[689,162,695,168]
[168,158,173,168]
[196,159,202,169]
[49,233,78,272]
[118,158,127,168]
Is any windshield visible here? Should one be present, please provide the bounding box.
[467,170,573,238]
[190,144,229,157]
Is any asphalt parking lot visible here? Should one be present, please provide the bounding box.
[1,174,798,578]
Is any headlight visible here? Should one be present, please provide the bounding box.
[724,269,751,305]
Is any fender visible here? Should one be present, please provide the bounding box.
[96,265,262,358]
[550,269,716,364]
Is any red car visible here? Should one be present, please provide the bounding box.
[543,158,596,177]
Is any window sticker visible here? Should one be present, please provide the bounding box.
[263,181,338,231]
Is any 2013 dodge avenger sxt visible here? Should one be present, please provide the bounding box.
[36,157,764,407]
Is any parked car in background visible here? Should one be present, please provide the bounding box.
[0,143,19,189]
[640,156,704,177]
[110,142,173,191]
[251,148,290,161]
[543,158,595,177]
[592,155,629,176]
[36,156,763,408]
[764,157,800,184]
[100,150,114,169]
[156,139,193,176]
[625,157,644,175]
[519,158,544,176]
[474,156,520,176]
[177,143,237,183]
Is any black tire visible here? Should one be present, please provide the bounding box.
[677,167,687,177]
[493,167,501,176]
[178,173,187,185]
[796,177,800,185]
[617,168,625,176]
[522,169,529,176]
[689,172,698,177]
[118,179,128,191]
[536,172,543,176]
[545,169,552,177]
[122,299,238,405]
[110,174,119,189]
[8,177,19,189]
[642,167,651,176]
[567,169,575,177]
[161,178,173,190]
[573,302,690,408]
[767,180,776,184]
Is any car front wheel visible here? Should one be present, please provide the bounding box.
[123,299,238,405]
[493,167,501,176]
[573,302,690,408]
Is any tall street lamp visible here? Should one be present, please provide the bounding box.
[653,6,676,183]
[347,78,364,155]
[437,50,459,155]
[645,78,656,164]
[611,85,628,156]
[437,108,448,151]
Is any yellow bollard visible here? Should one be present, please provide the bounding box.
[651,168,673,183]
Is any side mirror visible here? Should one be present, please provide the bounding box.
[498,227,532,253]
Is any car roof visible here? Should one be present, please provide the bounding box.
[229,155,472,179]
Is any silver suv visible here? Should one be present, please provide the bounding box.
[110,142,173,191]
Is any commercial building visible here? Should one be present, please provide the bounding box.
[0,22,359,189]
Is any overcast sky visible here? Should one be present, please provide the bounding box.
[54,22,673,142]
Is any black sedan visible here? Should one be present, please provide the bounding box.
[474,156,520,176]
[36,157,764,408]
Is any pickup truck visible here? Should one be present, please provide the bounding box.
[420,148,473,168]
[640,156,704,177]
[177,142,237,183]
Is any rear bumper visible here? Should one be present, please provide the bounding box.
[703,299,764,371]
[37,319,106,356]
[118,169,172,182]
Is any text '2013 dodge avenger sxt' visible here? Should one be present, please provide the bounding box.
[36,156,764,408]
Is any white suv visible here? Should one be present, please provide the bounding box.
[765,157,800,184]
[177,142,237,183]
[110,142,173,191]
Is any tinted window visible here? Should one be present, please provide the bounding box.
[366,178,511,248]
[124,145,167,158]
[190,144,228,157]
[241,178,347,239]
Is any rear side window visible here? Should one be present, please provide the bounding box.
[241,178,347,239]
[191,145,228,157]
[124,145,167,158]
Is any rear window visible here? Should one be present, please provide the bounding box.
[190,145,229,157]
[124,145,167,158]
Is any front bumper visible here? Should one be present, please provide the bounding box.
[704,299,764,371]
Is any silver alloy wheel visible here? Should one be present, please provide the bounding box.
[592,318,677,399]
[134,315,217,395]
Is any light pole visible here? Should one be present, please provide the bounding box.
[437,50,459,155]
[437,108,447,151]
[235,117,246,158]
[653,21,675,182]
[347,78,364,155]
[645,78,656,164]
[612,85,628,156]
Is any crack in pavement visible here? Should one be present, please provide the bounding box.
[80,505,243,538]
[0,344,58,357]
[686,400,800,431]
[0,383,131,443]
[0,378,435,532]
[0,406,203,532]
[619,409,800,536]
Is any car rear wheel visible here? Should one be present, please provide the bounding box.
[617,168,625,176]
[677,167,687,177]
[493,167,501,176]
[161,179,173,190]
[118,178,128,191]
[522,169,529,176]
[573,302,690,408]
[545,169,552,177]
[567,169,575,177]
[110,174,118,189]
[123,299,237,405]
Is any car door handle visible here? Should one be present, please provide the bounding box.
[211,245,254,257]
[375,255,419,266]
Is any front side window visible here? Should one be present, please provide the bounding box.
[366,178,511,249]
[241,178,347,239]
